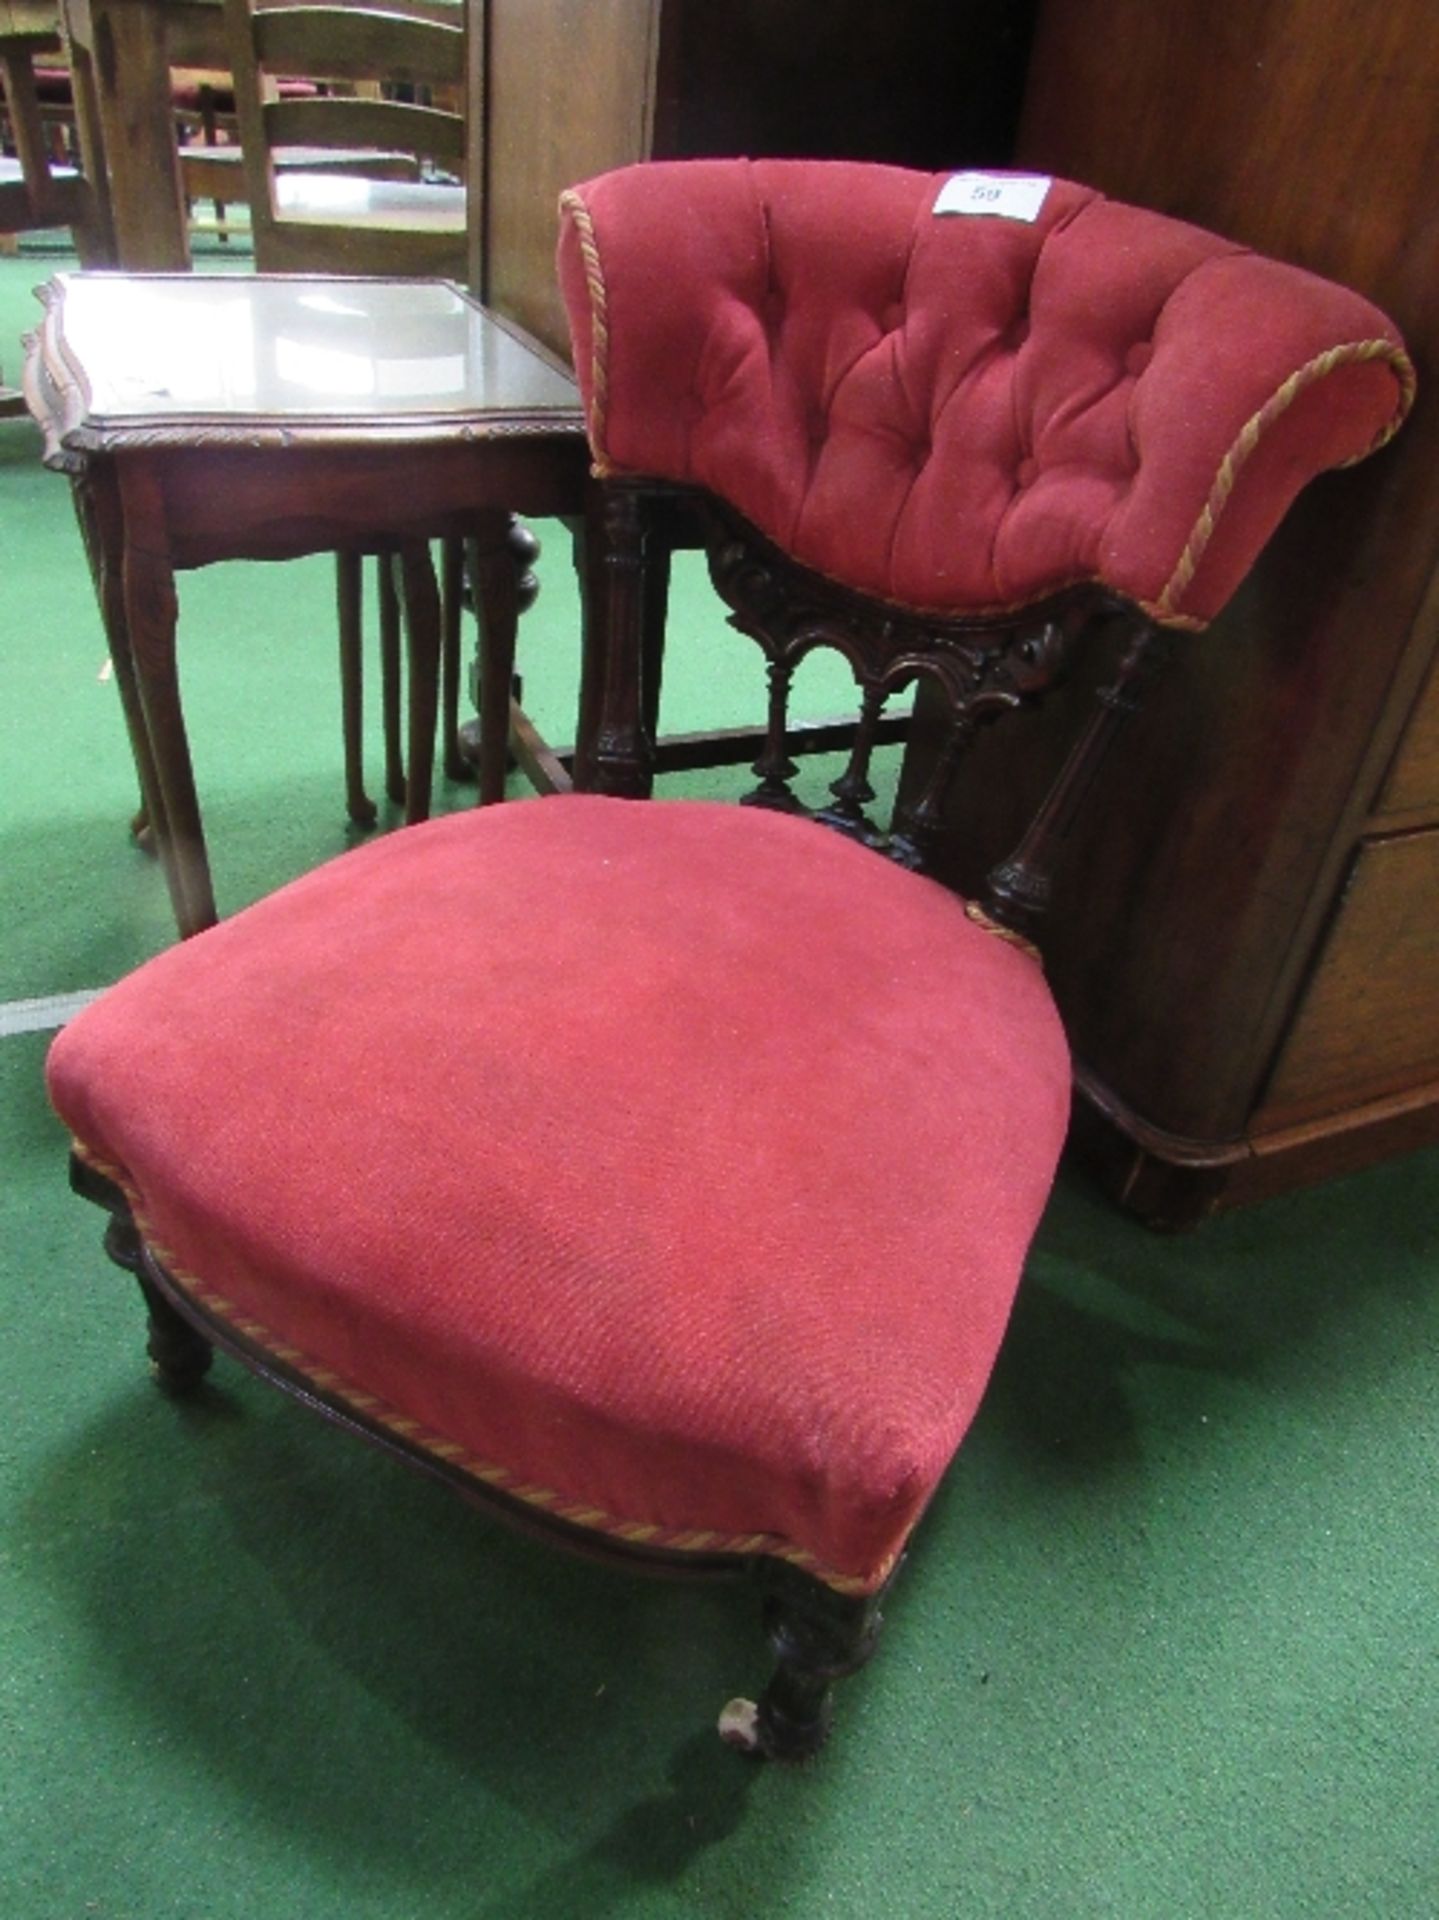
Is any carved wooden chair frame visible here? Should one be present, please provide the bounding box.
[581,478,1172,919]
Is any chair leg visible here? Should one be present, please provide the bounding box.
[101,1212,213,1396]
[720,1566,887,1761]
[198,85,228,241]
[67,41,118,263]
[135,1272,215,1396]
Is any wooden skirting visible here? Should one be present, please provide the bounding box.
[1067,1064,1439,1231]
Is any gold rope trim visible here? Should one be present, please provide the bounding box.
[557,187,613,478]
[1154,337,1416,620]
[74,1138,892,1597]
[963,900,1043,964]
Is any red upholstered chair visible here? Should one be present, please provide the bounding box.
[47,162,1412,1762]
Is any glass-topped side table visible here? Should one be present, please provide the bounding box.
[25,272,587,936]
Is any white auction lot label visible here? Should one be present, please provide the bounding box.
[933,173,1053,223]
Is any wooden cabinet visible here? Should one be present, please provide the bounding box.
[903,0,1439,1222]
[476,0,1437,1224]
[476,0,1037,356]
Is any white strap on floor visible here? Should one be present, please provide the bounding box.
[0,989,103,1038]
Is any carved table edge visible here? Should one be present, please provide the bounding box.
[38,410,588,457]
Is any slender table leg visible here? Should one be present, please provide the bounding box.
[77,470,179,890]
[117,462,217,936]
[439,532,469,783]
[82,0,190,271]
[397,539,441,825]
[334,551,377,826]
[377,550,405,807]
[468,511,521,806]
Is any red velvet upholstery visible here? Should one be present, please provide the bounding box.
[558,161,1413,627]
[49,797,1069,1594]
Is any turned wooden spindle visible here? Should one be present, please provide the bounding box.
[743,657,804,811]
[984,617,1173,934]
[816,680,890,840]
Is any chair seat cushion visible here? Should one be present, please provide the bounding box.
[48,797,1070,1593]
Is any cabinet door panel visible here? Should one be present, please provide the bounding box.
[1259,831,1439,1127]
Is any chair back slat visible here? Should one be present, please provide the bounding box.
[251,7,465,87]
[264,95,464,171]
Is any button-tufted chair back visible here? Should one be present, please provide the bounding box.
[559,161,1411,629]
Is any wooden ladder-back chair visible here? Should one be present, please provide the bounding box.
[222,0,473,824]
[223,0,466,278]
[0,7,113,269]
[1,7,112,412]
[47,162,1414,1764]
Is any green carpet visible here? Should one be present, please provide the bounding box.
[2,249,1436,1920]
